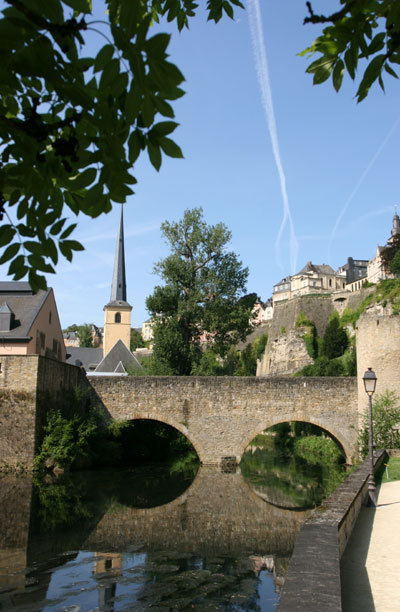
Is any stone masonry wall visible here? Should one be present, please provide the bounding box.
[356,308,400,424]
[89,376,359,465]
[0,356,86,470]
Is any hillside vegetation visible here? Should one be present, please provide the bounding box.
[297,279,400,377]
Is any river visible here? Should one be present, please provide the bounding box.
[0,439,345,611]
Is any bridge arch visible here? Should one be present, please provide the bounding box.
[114,413,202,463]
[239,418,349,465]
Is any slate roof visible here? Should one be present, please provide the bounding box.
[297,262,336,276]
[95,339,141,373]
[0,282,50,340]
[66,347,103,371]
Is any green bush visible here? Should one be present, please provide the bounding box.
[294,435,344,465]
[254,333,268,360]
[321,312,348,359]
[359,391,400,457]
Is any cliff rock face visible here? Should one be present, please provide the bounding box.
[257,328,313,377]
[257,289,374,377]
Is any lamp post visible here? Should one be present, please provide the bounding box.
[363,367,377,506]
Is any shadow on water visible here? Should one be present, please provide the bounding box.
[0,461,308,612]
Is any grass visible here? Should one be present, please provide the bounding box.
[376,456,400,484]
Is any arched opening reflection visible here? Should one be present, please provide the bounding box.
[101,418,200,508]
[240,421,347,510]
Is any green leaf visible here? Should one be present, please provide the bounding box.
[8,254,25,276]
[0,225,16,247]
[332,59,345,92]
[28,270,47,292]
[159,137,184,159]
[59,241,73,262]
[27,255,55,274]
[62,240,84,252]
[60,223,77,240]
[24,241,43,255]
[152,121,179,136]
[0,243,20,265]
[385,63,399,79]
[50,218,66,236]
[344,44,358,80]
[12,265,29,282]
[62,0,91,13]
[69,168,97,190]
[147,142,162,171]
[356,54,386,102]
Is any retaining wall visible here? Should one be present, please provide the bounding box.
[277,450,386,611]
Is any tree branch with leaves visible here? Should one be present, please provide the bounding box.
[0,0,243,291]
[301,0,400,102]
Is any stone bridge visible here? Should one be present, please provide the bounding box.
[89,376,359,464]
[0,356,359,469]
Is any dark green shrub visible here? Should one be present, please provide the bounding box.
[359,391,400,457]
[321,313,348,359]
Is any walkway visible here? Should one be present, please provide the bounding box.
[341,480,400,611]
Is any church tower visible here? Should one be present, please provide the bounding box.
[103,205,132,356]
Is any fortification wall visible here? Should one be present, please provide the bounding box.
[356,308,400,422]
[0,356,86,470]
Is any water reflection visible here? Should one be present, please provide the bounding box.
[240,432,347,509]
[0,466,306,611]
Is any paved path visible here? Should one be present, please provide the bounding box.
[341,480,400,611]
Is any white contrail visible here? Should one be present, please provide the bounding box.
[328,116,400,263]
[247,0,298,275]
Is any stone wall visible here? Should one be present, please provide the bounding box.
[89,376,359,465]
[356,308,400,424]
[277,450,386,612]
[0,356,86,470]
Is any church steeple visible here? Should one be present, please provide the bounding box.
[110,204,127,303]
[103,205,132,357]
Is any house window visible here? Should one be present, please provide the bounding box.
[40,332,45,351]
[329,279,332,287]
[49,311,52,324]
[115,312,121,323]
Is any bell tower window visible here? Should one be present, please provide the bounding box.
[115,312,121,323]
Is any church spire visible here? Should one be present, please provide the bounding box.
[110,204,127,303]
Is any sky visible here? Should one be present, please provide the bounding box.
[2,1,400,329]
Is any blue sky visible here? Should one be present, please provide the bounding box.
[3,1,400,329]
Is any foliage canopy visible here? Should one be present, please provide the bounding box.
[0,0,243,291]
[146,207,256,375]
[302,0,400,102]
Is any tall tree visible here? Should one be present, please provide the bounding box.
[0,0,243,290]
[146,208,257,375]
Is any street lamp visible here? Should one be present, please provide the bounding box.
[363,367,377,506]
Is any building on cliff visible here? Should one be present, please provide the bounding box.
[272,262,346,305]
[367,209,400,283]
